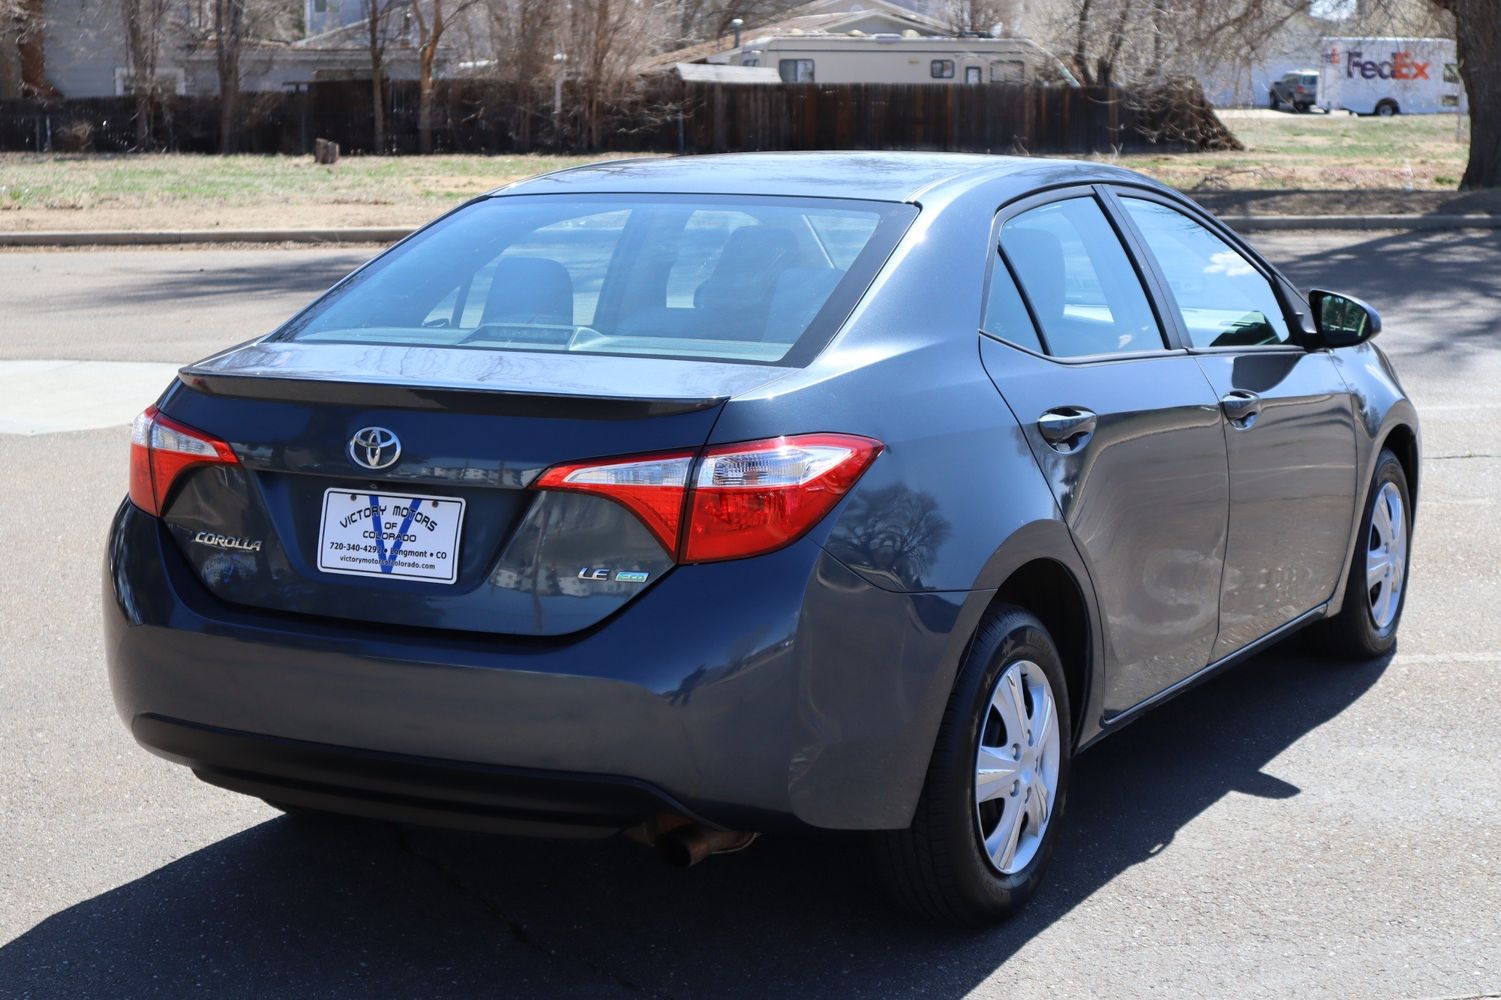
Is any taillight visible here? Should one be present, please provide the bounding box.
[684,434,882,562]
[128,406,238,516]
[535,433,882,563]
[534,449,696,553]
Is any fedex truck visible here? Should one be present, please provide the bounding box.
[1318,37,1467,115]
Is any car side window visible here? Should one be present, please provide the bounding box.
[998,198,1165,358]
[981,258,1045,354]
[1120,197,1292,349]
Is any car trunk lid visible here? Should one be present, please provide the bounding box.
[155,341,796,637]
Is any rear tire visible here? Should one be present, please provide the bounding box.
[1375,100,1399,117]
[874,606,1072,925]
[1312,449,1411,660]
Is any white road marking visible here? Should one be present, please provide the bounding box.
[0,359,181,435]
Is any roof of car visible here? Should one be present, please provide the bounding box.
[492,151,1156,204]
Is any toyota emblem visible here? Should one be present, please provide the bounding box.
[348,427,401,470]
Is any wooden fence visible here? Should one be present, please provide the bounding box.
[669,82,1227,155]
[0,79,1236,156]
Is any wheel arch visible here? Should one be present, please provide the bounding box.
[967,520,1106,750]
[1326,404,1421,617]
[1382,421,1420,504]
[991,559,1092,750]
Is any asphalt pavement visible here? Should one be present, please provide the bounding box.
[1,232,1498,999]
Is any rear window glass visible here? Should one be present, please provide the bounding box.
[278,194,916,367]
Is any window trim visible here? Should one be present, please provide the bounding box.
[930,59,955,79]
[1099,183,1315,353]
[981,185,1185,364]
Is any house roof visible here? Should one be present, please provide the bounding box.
[672,62,782,83]
[638,0,947,74]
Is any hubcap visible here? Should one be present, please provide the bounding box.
[1366,481,1407,630]
[974,659,1061,875]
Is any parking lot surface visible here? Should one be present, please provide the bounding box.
[1,231,1498,999]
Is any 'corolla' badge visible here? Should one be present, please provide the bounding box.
[349,427,401,471]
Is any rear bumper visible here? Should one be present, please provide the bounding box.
[105,500,982,833]
[134,714,713,837]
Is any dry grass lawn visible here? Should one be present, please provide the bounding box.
[0,111,1476,233]
[1110,109,1471,192]
[0,153,633,232]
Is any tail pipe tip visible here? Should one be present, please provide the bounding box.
[655,825,759,868]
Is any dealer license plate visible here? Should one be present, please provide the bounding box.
[316,489,465,584]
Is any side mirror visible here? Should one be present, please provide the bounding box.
[1309,289,1381,347]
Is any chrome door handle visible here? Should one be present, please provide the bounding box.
[1038,407,1097,452]
[1220,390,1263,429]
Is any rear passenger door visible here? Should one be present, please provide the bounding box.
[978,189,1230,718]
[1110,189,1358,658]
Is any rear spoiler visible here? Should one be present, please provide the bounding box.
[178,341,798,419]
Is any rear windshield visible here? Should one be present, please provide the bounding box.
[278,193,917,366]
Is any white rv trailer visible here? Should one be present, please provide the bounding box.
[1317,37,1467,115]
[706,34,1078,86]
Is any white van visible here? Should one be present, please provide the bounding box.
[1318,37,1467,116]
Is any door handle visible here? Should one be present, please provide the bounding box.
[1220,390,1263,429]
[1037,407,1097,452]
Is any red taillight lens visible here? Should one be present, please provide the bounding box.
[128,406,239,516]
[684,434,882,562]
[534,449,697,553]
[534,433,882,563]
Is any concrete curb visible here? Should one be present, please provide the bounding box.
[2,215,1500,247]
[1224,214,1501,233]
[0,227,414,247]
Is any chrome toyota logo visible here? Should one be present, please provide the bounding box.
[348,427,401,470]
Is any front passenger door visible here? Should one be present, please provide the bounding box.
[1113,192,1358,657]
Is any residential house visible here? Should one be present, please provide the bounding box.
[640,0,1068,86]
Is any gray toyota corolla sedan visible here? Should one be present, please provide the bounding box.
[105,152,1418,924]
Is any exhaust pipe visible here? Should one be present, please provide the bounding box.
[655,825,758,868]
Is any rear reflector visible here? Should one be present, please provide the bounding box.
[129,406,239,516]
[536,433,882,563]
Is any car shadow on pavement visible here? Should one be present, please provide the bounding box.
[0,646,1390,999]
[51,250,373,311]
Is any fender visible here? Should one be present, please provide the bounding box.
[1325,343,1421,617]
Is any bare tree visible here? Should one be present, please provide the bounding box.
[362,0,399,153]
[121,0,170,147]
[412,0,481,153]
[1431,0,1501,186]
[674,1,815,43]
[942,0,1011,35]
[0,0,34,98]
[562,0,675,150]
[485,0,559,151]
[212,0,246,152]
